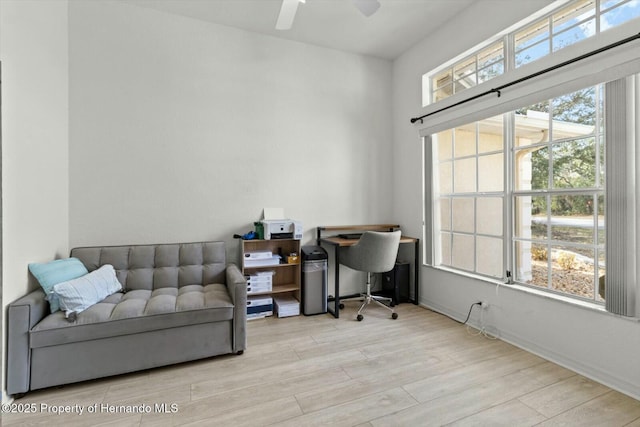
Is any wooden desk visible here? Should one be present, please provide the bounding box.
[317,225,420,318]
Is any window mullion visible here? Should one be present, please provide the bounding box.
[506,111,514,282]
[595,0,601,33]
[505,34,515,74]
[475,122,479,274]
[423,136,434,266]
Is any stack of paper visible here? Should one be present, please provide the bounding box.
[273,296,300,318]
[247,296,273,319]
[244,255,281,267]
[246,271,274,295]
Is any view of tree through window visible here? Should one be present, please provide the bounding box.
[514,85,604,301]
[432,85,605,303]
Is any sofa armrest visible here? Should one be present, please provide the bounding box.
[226,263,247,353]
[7,289,48,396]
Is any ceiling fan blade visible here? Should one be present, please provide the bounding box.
[352,0,380,17]
[276,0,303,30]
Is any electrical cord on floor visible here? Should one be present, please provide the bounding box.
[462,302,498,340]
[455,301,499,340]
[467,323,498,340]
[461,302,481,325]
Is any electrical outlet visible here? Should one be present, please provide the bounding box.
[480,301,489,309]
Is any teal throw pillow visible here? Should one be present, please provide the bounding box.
[28,257,89,313]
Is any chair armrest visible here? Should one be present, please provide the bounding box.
[7,289,48,396]
[226,263,247,353]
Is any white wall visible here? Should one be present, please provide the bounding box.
[68,1,394,274]
[392,0,640,400]
[0,0,69,402]
[8,0,638,404]
[0,0,393,399]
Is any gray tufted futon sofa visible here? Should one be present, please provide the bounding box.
[7,241,247,397]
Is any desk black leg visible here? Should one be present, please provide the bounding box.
[320,241,340,319]
[333,248,340,318]
[413,239,420,305]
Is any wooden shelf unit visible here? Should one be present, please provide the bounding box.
[241,239,301,301]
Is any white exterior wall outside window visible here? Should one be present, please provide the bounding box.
[433,116,505,280]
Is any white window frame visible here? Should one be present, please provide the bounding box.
[417,18,640,316]
[425,80,635,310]
[424,0,640,107]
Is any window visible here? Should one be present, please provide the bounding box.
[426,0,640,105]
[513,87,605,300]
[515,0,596,67]
[431,84,606,303]
[430,41,504,103]
[601,0,640,29]
[435,116,505,279]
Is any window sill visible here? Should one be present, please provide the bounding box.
[425,264,640,323]
[509,283,640,323]
[508,282,606,311]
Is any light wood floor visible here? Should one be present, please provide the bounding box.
[4,303,640,426]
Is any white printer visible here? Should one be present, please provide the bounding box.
[260,208,303,240]
[262,219,303,240]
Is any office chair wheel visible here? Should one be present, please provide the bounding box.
[392,312,398,319]
[357,314,364,321]
[339,303,345,310]
[390,301,395,307]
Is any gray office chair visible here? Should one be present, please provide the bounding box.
[339,230,402,321]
